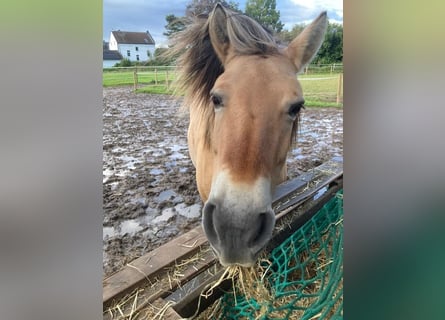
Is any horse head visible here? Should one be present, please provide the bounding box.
[175,4,327,266]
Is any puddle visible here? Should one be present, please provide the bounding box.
[169,152,187,160]
[151,150,167,157]
[103,168,114,183]
[155,189,183,203]
[165,161,177,168]
[109,181,119,190]
[103,227,116,239]
[112,147,126,153]
[145,206,160,217]
[120,219,144,235]
[170,144,187,152]
[119,155,141,170]
[105,220,139,237]
[114,169,130,177]
[130,197,147,206]
[150,168,164,175]
[153,208,176,224]
[175,203,202,219]
[142,120,150,128]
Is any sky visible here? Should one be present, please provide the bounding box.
[103,0,343,47]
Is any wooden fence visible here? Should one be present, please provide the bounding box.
[129,66,175,92]
[103,64,343,105]
[103,158,343,319]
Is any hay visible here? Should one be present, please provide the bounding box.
[106,230,342,319]
[104,246,214,319]
[202,192,343,319]
[105,191,343,320]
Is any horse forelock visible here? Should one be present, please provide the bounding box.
[170,7,280,147]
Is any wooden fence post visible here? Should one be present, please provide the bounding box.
[336,73,343,104]
[133,67,138,92]
[166,69,170,90]
[155,68,158,85]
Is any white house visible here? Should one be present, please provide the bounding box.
[109,30,156,62]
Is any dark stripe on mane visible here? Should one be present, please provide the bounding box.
[169,6,280,146]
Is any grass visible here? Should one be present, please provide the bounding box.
[135,86,176,95]
[103,68,343,107]
[298,74,343,107]
[103,69,176,87]
[304,100,342,108]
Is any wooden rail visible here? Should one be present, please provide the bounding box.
[171,180,343,318]
[103,157,343,319]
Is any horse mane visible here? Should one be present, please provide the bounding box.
[169,7,280,146]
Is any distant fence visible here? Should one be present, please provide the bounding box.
[299,73,343,104]
[300,63,343,75]
[103,64,343,105]
[103,66,176,92]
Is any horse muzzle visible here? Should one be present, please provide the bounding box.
[203,201,275,266]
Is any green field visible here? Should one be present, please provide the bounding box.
[103,68,176,87]
[103,68,343,107]
[298,74,343,107]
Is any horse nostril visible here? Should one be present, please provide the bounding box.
[248,211,274,254]
[202,202,275,265]
[249,213,267,246]
[202,202,218,246]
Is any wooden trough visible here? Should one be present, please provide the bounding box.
[103,157,343,319]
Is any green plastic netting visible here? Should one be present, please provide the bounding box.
[219,190,343,320]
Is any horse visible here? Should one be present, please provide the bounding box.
[170,4,327,267]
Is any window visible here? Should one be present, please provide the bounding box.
[136,55,139,61]
[135,46,139,51]
[127,50,130,57]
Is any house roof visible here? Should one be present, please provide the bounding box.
[111,31,155,45]
[103,49,123,60]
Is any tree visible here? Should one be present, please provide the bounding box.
[312,22,343,64]
[279,21,343,64]
[164,1,240,40]
[185,0,240,17]
[278,24,305,43]
[164,14,186,38]
[244,0,284,33]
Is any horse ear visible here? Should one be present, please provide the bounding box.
[285,12,328,72]
[209,3,230,65]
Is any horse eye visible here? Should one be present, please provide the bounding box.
[211,94,223,108]
[288,102,304,118]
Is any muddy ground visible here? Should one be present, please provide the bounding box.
[103,87,343,277]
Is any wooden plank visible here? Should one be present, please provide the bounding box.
[147,298,183,320]
[275,170,343,219]
[273,175,308,202]
[103,226,207,308]
[273,156,343,206]
[163,257,221,303]
[166,160,342,312]
[169,178,343,318]
[103,157,343,310]
[104,248,218,319]
[131,248,217,306]
[171,268,232,318]
[268,179,343,250]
